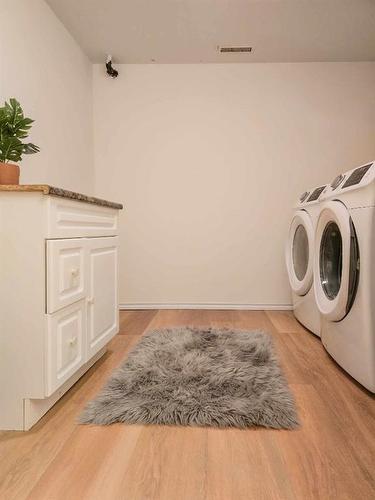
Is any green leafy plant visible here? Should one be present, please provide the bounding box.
[0,98,40,163]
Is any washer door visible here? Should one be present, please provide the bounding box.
[286,210,314,296]
[314,201,359,321]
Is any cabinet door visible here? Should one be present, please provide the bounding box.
[86,237,119,358]
[47,239,86,313]
[46,300,86,396]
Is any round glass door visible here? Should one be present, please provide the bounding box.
[287,210,314,296]
[293,224,309,281]
[314,200,359,322]
[320,222,343,300]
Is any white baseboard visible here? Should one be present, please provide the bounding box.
[119,303,293,311]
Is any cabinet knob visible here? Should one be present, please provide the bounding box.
[87,297,95,305]
[71,268,80,277]
[69,336,77,346]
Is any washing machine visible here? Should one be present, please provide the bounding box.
[286,184,327,336]
[314,160,375,392]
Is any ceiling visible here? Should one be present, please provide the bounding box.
[46,0,375,63]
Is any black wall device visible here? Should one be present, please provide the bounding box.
[106,55,118,78]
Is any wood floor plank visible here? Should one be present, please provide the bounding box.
[274,383,375,500]
[147,309,215,329]
[119,309,158,336]
[28,425,131,500]
[117,425,207,500]
[266,310,306,334]
[0,310,374,500]
[206,427,295,500]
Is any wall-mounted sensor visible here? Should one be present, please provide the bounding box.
[106,55,118,78]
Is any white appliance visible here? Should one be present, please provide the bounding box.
[314,161,375,392]
[286,184,327,336]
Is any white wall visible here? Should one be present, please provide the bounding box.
[0,0,94,193]
[93,63,375,308]
[2,5,374,309]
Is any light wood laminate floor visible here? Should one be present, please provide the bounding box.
[1,310,374,500]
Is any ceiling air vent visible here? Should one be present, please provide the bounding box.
[219,46,252,53]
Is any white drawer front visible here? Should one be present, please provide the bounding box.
[47,239,86,313]
[46,300,86,396]
[47,197,118,238]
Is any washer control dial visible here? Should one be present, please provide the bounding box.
[299,191,309,203]
[331,174,344,190]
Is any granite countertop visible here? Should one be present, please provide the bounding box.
[0,185,123,209]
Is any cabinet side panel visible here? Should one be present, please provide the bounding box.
[0,193,46,429]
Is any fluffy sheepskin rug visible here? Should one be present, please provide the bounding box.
[80,327,298,429]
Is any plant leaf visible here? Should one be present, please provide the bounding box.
[0,98,39,161]
[0,136,23,162]
[23,143,40,155]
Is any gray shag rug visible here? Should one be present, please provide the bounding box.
[80,327,298,429]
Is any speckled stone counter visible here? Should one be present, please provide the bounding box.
[0,185,123,209]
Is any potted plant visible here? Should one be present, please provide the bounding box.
[0,98,39,185]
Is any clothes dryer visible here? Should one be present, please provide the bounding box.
[286,185,327,336]
[314,161,375,392]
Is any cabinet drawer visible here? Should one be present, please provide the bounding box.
[47,239,86,313]
[47,197,118,238]
[46,300,86,396]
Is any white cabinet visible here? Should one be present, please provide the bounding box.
[87,237,119,358]
[0,192,122,430]
[46,300,86,396]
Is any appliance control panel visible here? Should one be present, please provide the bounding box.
[321,160,375,202]
[342,163,373,189]
[299,191,310,203]
[296,184,328,207]
[306,185,326,202]
[330,174,345,190]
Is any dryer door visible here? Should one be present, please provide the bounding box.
[286,210,314,296]
[314,201,359,321]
